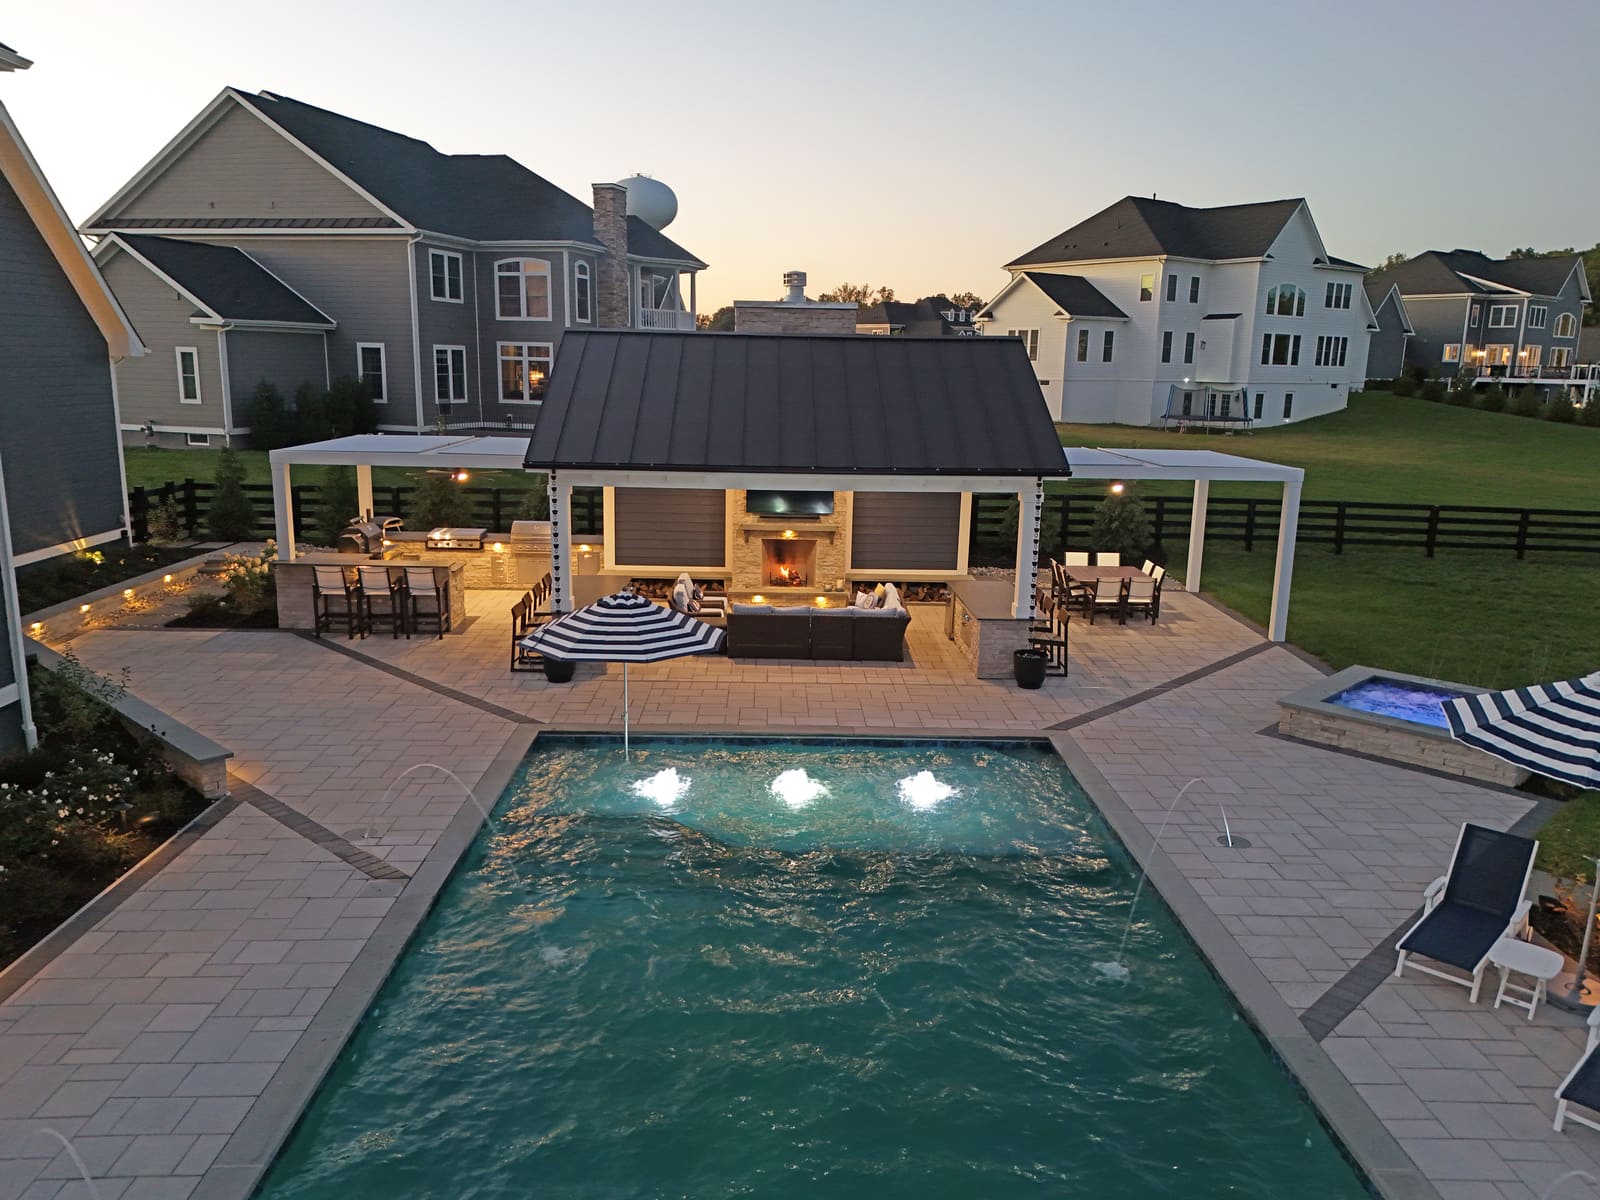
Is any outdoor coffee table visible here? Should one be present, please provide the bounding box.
[1489,937,1564,1021]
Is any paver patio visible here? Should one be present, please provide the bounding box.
[0,586,1592,1200]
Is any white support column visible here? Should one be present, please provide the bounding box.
[1268,476,1302,642]
[1185,478,1209,593]
[1012,476,1043,619]
[271,456,295,561]
[548,470,572,613]
[356,464,374,519]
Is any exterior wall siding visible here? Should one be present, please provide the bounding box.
[0,174,126,556]
[612,488,726,567]
[1366,294,1409,380]
[849,492,961,571]
[226,329,328,417]
[108,101,384,222]
[100,250,229,435]
[1401,296,1471,375]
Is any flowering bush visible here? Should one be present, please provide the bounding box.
[219,540,277,613]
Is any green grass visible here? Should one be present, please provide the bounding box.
[1056,391,1600,507]
[121,447,538,494]
[1534,791,1600,881]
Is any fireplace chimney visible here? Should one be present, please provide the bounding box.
[782,270,807,303]
[734,269,857,335]
[592,182,630,327]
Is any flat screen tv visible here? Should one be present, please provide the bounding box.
[745,490,834,517]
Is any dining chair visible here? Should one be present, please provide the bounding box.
[1088,577,1126,625]
[1094,551,1120,567]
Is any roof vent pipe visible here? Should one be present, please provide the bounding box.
[782,270,807,304]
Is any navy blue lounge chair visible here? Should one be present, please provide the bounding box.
[1555,1007,1600,1133]
[1394,823,1537,1002]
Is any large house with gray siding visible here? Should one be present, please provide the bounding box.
[0,45,144,750]
[84,88,706,447]
[1364,250,1590,383]
[1362,280,1414,381]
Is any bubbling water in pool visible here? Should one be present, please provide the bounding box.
[629,767,691,808]
[769,768,828,809]
[896,770,957,811]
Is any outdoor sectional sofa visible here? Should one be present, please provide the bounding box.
[726,604,911,661]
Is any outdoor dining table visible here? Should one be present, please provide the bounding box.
[1063,565,1146,585]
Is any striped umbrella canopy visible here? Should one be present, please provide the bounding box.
[520,590,724,754]
[1445,672,1600,789]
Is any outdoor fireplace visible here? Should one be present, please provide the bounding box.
[761,538,817,587]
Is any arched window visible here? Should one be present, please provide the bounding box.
[573,261,592,323]
[1554,312,1578,338]
[495,258,551,321]
[1264,284,1306,317]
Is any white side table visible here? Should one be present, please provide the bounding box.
[1489,937,1564,1021]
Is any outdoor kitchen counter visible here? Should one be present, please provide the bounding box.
[945,578,1034,680]
[274,556,468,633]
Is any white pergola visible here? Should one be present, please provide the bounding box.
[1063,447,1304,642]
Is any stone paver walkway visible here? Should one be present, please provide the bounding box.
[0,588,1591,1200]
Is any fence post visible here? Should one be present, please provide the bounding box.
[1515,510,1530,560]
[1152,496,1166,545]
[1244,499,1257,553]
[1425,506,1440,558]
[290,485,310,538]
[1333,503,1346,555]
[129,486,149,542]
[491,489,504,532]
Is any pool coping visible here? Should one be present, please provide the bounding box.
[188,723,1431,1200]
[1049,731,1442,1200]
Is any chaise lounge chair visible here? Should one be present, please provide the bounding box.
[1394,823,1537,1001]
[1554,1006,1600,1133]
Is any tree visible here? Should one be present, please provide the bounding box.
[407,472,472,528]
[206,447,256,541]
[244,381,293,451]
[295,381,330,442]
[1088,487,1154,558]
[698,305,734,331]
[316,467,360,545]
[321,376,378,438]
[818,282,895,307]
[947,291,984,310]
[1369,252,1408,275]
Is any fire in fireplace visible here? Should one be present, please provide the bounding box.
[761,538,817,587]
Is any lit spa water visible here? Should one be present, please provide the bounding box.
[256,741,1368,1199]
[1329,677,1465,728]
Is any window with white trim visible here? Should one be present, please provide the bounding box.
[1528,304,1548,329]
[175,347,201,404]
[1487,303,1517,328]
[1314,335,1348,367]
[495,258,552,321]
[1468,305,1481,327]
[1551,347,1572,367]
[573,261,593,323]
[1181,391,1193,416]
[1189,276,1200,303]
[1554,312,1578,338]
[1102,330,1115,362]
[1253,393,1264,420]
[357,343,386,402]
[1264,284,1305,317]
[1183,331,1195,364]
[1139,274,1154,302]
[498,342,552,404]
[1161,331,1173,363]
[434,345,467,405]
[1259,333,1301,366]
[428,249,463,303]
[1076,329,1089,362]
[1165,274,1178,302]
[1324,281,1352,309]
[1283,392,1294,420]
[1523,344,1542,368]
[1485,344,1513,365]
[1006,329,1038,360]
[1442,344,1461,363]
[185,433,211,447]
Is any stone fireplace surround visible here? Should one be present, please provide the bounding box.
[760,537,818,589]
[729,490,852,592]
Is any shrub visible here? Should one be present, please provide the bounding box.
[408,472,473,529]
[323,377,379,437]
[1509,388,1543,419]
[317,467,361,544]
[1391,377,1417,397]
[29,648,127,743]
[244,381,294,451]
[218,542,277,614]
[1546,395,1577,423]
[1089,487,1154,559]
[1364,378,1393,393]
[1445,387,1473,407]
[295,381,330,443]
[183,592,231,622]
[206,447,256,541]
[1582,399,1600,427]
[518,484,550,522]
[148,496,183,543]
[1407,365,1430,384]
[1477,385,1507,413]
[1419,381,1446,402]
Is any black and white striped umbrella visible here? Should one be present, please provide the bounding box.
[1445,672,1600,789]
[520,590,724,754]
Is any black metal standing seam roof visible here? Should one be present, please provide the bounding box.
[525,331,1070,477]
[233,90,705,265]
[1007,196,1305,268]
[1021,272,1129,318]
[117,234,334,325]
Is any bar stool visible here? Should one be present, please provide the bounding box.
[1028,585,1069,675]
[404,567,449,638]
[356,566,406,638]
[312,565,361,639]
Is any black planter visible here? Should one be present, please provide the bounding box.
[542,658,576,683]
[1014,648,1048,690]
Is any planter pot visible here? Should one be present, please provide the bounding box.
[1014,648,1048,690]
[542,658,576,683]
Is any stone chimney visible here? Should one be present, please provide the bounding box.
[592,183,630,327]
[733,270,858,335]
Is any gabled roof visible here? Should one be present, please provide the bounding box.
[105,234,334,327]
[1020,272,1128,318]
[1370,249,1585,299]
[0,40,31,71]
[1324,254,1368,271]
[0,99,141,358]
[857,295,979,335]
[525,331,1069,476]
[1362,280,1415,335]
[1006,196,1306,268]
[87,88,705,266]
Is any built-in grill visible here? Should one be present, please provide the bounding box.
[510,519,553,585]
[338,519,385,555]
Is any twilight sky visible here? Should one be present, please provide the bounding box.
[6,0,1597,311]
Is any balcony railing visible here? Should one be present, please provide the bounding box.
[637,307,696,331]
[1472,362,1597,382]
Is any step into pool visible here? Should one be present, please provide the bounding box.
[257,738,1369,1198]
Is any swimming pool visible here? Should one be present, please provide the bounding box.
[257,739,1368,1198]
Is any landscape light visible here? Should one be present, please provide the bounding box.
[752,594,766,604]
[123,588,134,598]
[492,542,504,553]
[578,544,592,553]
[30,622,42,634]
[79,603,90,614]
[163,574,173,583]
[454,470,469,483]
[1110,482,1125,496]
[814,596,828,607]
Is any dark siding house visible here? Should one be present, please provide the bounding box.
[1362,281,1413,380]
[0,52,144,750]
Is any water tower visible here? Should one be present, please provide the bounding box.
[617,175,677,230]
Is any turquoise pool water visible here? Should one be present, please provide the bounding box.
[257,740,1368,1199]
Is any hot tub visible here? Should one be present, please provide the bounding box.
[1278,665,1529,787]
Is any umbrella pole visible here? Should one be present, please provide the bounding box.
[623,663,630,760]
[1566,859,1600,1008]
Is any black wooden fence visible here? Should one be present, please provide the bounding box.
[128,479,604,542]
[966,494,1600,563]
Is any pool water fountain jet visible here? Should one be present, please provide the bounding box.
[39,1129,102,1200]
[1541,1169,1598,1200]
[1216,804,1251,849]
[363,762,487,843]
[1095,778,1205,980]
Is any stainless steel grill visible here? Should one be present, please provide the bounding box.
[338,519,385,554]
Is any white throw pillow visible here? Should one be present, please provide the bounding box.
[881,582,904,612]
[854,590,876,610]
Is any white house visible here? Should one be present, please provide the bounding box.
[976,196,1376,427]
